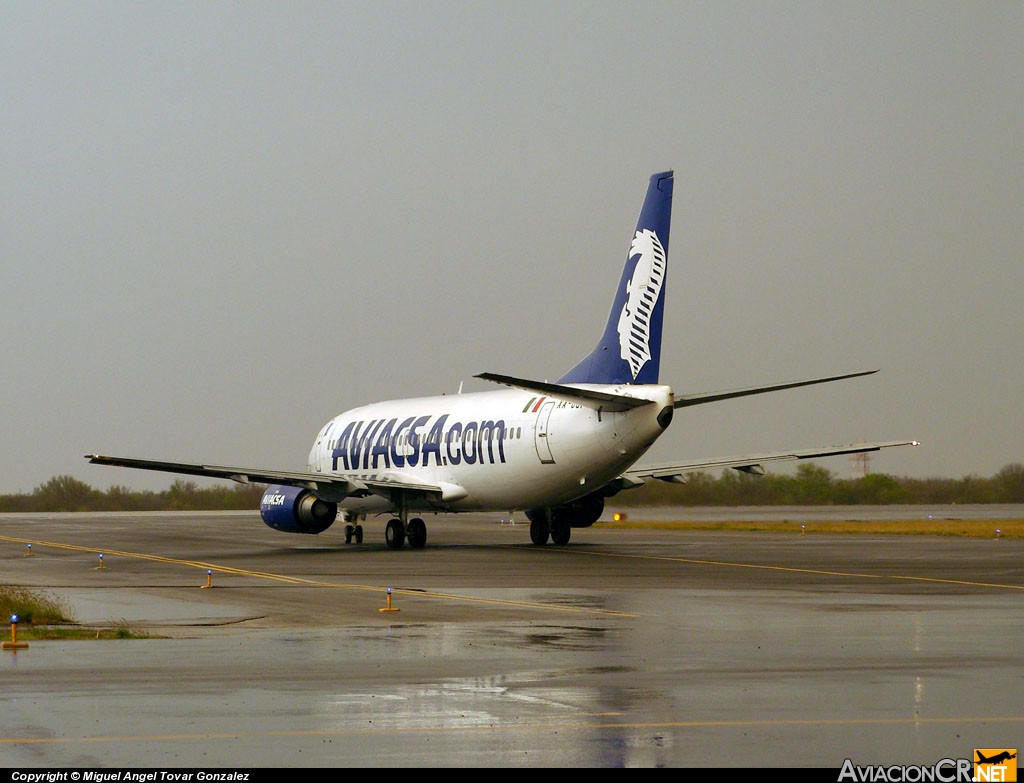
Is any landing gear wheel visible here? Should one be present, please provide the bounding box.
[344,524,354,544]
[551,523,571,546]
[407,517,427,549]
[385,518,406,550]
[354,524,363,544]
[530,518,550,546]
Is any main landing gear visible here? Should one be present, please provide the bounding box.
[530,516,549,545]
[527,495,604,546]
[528,514,573,546]
[385,515,427,550]
[551,522,571,546]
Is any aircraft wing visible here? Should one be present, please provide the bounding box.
[84,454,444,502]
[624,440,919,484]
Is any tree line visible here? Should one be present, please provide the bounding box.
[614,462,1024,506]
[0,476,267,512]
[1,463,1023,513]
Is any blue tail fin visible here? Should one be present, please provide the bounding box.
[558,170,673,385]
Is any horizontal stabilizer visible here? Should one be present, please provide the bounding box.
[675,370,878,409]
[475,373,654,411]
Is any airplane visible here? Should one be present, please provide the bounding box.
[86,170,917,549]
[976,751,1016,765]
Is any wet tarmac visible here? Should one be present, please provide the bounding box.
[1,509,1022,768]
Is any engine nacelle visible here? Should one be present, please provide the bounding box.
[260,485,338,534]
[527,492,605,529]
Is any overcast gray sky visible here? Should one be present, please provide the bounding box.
[2,2,1021,493]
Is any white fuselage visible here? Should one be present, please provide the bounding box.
[306,384,675,514]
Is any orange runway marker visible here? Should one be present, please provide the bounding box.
[378,587,400,613]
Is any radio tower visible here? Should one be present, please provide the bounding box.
[850,446,870,479]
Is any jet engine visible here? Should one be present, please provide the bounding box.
[260,485,337,534]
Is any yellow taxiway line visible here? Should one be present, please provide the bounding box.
[0,534,636,617]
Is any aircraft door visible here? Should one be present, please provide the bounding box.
[534,401,556,464]
[314,422,334,473]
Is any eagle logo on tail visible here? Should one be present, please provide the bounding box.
[616,229,666,379]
